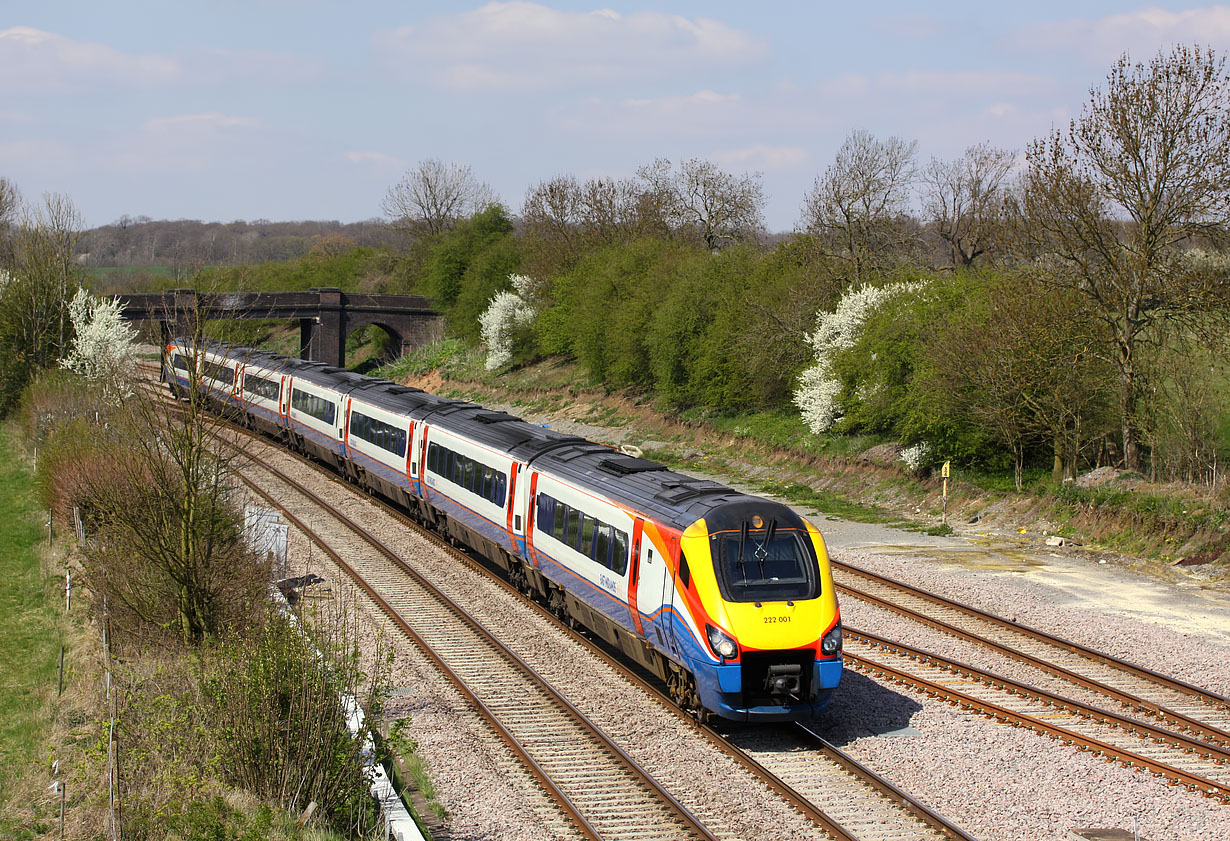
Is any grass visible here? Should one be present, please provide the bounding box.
[0,425,60,837]
[755,479,904,525]
[384,719,448,826]
[87,265,173,278]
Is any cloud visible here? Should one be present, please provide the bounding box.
[183,48,325,84]
[710,144,809,172]
[819,69,1057,100]
[0,27,322,94]
[344,151,403,168]
[1011,6,1230,64]
[376,2,767,91]
[142,113,260,133]
[555,89,757,138]
[0,26,181,93]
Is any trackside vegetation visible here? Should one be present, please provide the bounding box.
[0,371,397,840]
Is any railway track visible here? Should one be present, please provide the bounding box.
[231,444,719,841]
[144,372,1230,833]
[832,560,1230,751]
[842,629,1230,800]
[227,432,979,841]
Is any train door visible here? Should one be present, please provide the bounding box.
[406,422,417,480]
[279,377,291,426]
[661,538,684,656]
[635,529,678,655]
[510,462,530,557]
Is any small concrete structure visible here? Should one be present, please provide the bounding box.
[117,287,442,366]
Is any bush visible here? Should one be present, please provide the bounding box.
[206,606,387,836]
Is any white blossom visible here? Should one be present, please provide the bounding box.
[60,288,140,397]
[479,274,537,371]
[899,442,931,473]
[793,280,925,433]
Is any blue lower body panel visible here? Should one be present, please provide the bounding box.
[693,657,843,722]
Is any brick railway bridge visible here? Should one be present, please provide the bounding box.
[116,287,442,368]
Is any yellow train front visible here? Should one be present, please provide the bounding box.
[666,499,842,722]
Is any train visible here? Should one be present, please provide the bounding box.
[164,338,843,722]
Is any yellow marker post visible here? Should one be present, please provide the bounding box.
[941,460,951,524]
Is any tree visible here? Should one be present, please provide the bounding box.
[0,176,20,267]
[382,159,496,238]
[927,278,1114,488]
[59,288,141,400]
[802,130,919,282]
[0,193,84,413]
[522,174,657,276]
[636,158,765,250]
[76,325,267,646]
[1014,46,1230,471]
[922,142,1015,268]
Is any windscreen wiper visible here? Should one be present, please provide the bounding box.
[737,521,749,576]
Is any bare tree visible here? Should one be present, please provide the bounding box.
[523,174,583,258]
[579,176,648,243]
[636,158,765,250]
[1013,46,1230,471]
[74,312,268,646]
[382,159,496,237]
[922,142,1015,268]
[0,193,85,411]
[0,176,20,267]
[802,130,919,282]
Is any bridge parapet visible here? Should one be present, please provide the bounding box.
[117,287,441,366]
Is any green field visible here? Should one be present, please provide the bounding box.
[0,427,59,834]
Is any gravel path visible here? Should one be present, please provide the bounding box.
[238,439,1230,841]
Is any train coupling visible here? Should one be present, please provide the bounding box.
[765,663,802,700]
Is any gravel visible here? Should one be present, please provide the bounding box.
[242,442,1230,841]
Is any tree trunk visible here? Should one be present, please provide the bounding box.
[1117,331,1140,472]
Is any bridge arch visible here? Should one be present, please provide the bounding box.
[118,287,442,368]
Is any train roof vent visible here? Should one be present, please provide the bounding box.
[319,366,344,374]
[474,411,521,424]
[553,443,616,461]
[385,386,424,395]
[597,456,666,476]
[653,480,729,505]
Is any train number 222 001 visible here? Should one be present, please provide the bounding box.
[763,615,791,624]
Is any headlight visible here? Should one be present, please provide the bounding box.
[820,619,842,656]
[706,624,738,660]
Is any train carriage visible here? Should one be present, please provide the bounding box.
[163,338,843,722]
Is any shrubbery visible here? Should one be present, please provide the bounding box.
[24,374,389,839]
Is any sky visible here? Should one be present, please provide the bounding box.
[4,2,1230,232]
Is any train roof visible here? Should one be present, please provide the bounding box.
[181,337,785,531]
[422,400,761,529]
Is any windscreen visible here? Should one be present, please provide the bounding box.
[711,527,819,602]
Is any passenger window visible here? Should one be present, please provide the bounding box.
[427,443,438,472]
[483,466,494,500]
[612,529,629,576]
[536,495,553,533]
[581,515,596,557]
[463,459,475,491]
[565,509,580,547]
[594,524,612,568]
[553,503,568,541]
